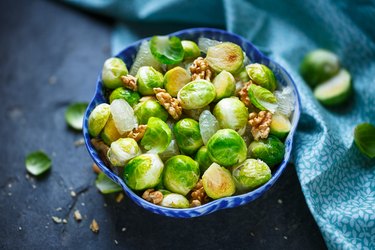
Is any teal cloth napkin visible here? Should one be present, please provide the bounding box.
[62,0,375,249]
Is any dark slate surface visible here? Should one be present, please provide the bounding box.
[0,0,327,249]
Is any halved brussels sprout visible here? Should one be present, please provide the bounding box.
[232,159,271,192]
[136,66,164,95]
[206,42,244,74]
[141,117,172,153]
[248,84,278,113]
[174,118,203,155]
[110,99,138,134]
[181,40,200,60]
[160,193,189,208]
[124,154,164,191]
[202,163,236,199]
[212,70,236,101]
[109,87,140,107]
[213,97,248,132]
[245,64,277,92]
[101,57,128,89]
[248,136,285,168]
[194,146,213,174]
[270,113,291,139]
[207,129,247,167]
[88,103,111,137]
[107,138,141,167]
[134,99,169,125]
[150,36,184,65]
[199,110,220,145]
[177,80,216,110]
[163,155,200,195]
[100,116,122,145]
[164,66,191,97]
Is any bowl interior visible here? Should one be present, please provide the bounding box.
[83,28,301,218]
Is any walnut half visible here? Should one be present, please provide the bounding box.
[121,75,137,91]
[190,57,212,81]
[142,189,163,205]
[153,88,182,120]
[248,111,272,141]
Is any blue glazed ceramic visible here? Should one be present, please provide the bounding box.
[83,28,301,218]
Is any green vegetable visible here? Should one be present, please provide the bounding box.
[206,42,244,74]
[174,118,203,155]
[150,36,184,65]
[107,138,141,167]
[199,110,220,145]
[213,97,248,132]
[100,116,122,145]
[25,151,52,176]
[164,66,191,97]
[194,146,213,174]
[88,103,110,137]
[65,102,88,131]
[163,155,200,195]
[248,136,285,168]
[136,66,164,96]
[248,84,278,113]
[102,57,128,89]
[109,87,140,107]
[177,80,216,110]
[202,163,236,199]
[160,193,189,208]
[124,154,164,191]
[130,40,162,76]
[95,172,122,194]
[300,49,340,87]
[181,40,200,60]
[313,69,351,106]
[212,70,236,101]
[134,99,169,125]
[245,63,277,92]
[141,117,172,153]
[232,159,271,192]
[207,129,247,167]
[354,123,375,158]
[270,113,291,139]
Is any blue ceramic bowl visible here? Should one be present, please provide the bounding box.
[83,28,301,218]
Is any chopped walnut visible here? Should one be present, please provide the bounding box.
[238,81,252,107]
[248,111,272,140]
[190,57,212,81]
[120,75,137,91]
[142,189,163,205]
[90,219,99,233]
[125,125,147,142]
[189,179,209,207]
[90,139,111,167]
[153,88,182,120]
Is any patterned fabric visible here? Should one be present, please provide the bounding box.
[62,0,375,248]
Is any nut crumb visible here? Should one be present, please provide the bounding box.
[74,210,82,221]
[248,111,272,140]
[121,75,137,91]
[153,88,182,120]
[142,189,163,204]
[70,191,76,197]
[250,232,255,237]
[238,81,252,107]
[190,57,212,81]
[283,236,288,240]
[55,207,62,211]
[18,226,22,231]
[74,138,85,147]
[116,193,124,203]
[103,203,108,207]
[8,183,12,188]
[90,219,99,233]
[81,202,85,206]
[274,227,279,231]
[62,219,68,224]
[121,227,126,232]
[91,138,111,167]
[52,216,62,224]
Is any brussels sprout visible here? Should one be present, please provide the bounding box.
[270,113,291,139]
[199,110,220,145]
[159,139,180,161]
[160,193,189,208]
[235,68,250,83]
[136,66,164,95]
[109,87,140,107]
[248,136,285,168]
[110,99,138,134]
[107,138,141,167]
[130,40,162,76]
[100,116,122,145]
[88,103,111,137]
[101,57,128,89]
[164,66,191,97]
[232,159,271,192]
[124,154,164,191]
[150,36,184,65]
[194,146,213,174]
[134,99,169,125]
[245,64,277,91]
[213,97,248,132]
[181,40,200,60]
[163,155,200,195]
[206,42,244,74]
[300,49,340,87]
[141,117,172,153]
[177,80,216,110]
[202,163,236,199]
[183,106,209,121]
[248,84,278,113]
[174,118,203,155]
[212,70,236,101]
[207,129,247,167]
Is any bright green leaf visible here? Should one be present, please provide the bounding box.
[354,123,375,158]
[95,172,122,194]
[65,102,88,130]
[25,151,52,176]
[150,36,184,65]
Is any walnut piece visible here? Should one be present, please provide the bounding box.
[142,189,163,205]
[90,219,99,233]
[121,75,137,91]
[90,138,111,167]
[238,81,252,107]
[125,125,147,142]
[248,111,272,140]
[190,57,212,81]
[153,88,182,120]
[189,179,209,207]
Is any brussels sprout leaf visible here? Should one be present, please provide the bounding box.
[150,36,184,65]
[95,172,122,194]
[25,151,52,176]
[65,102,88,130]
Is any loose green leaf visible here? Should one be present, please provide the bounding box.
[95,172,122,194]
[25,151,52,176]
[150,36,184,65]
[65,102,88,130]
[248,84,278,113]
[354,123,375,158]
